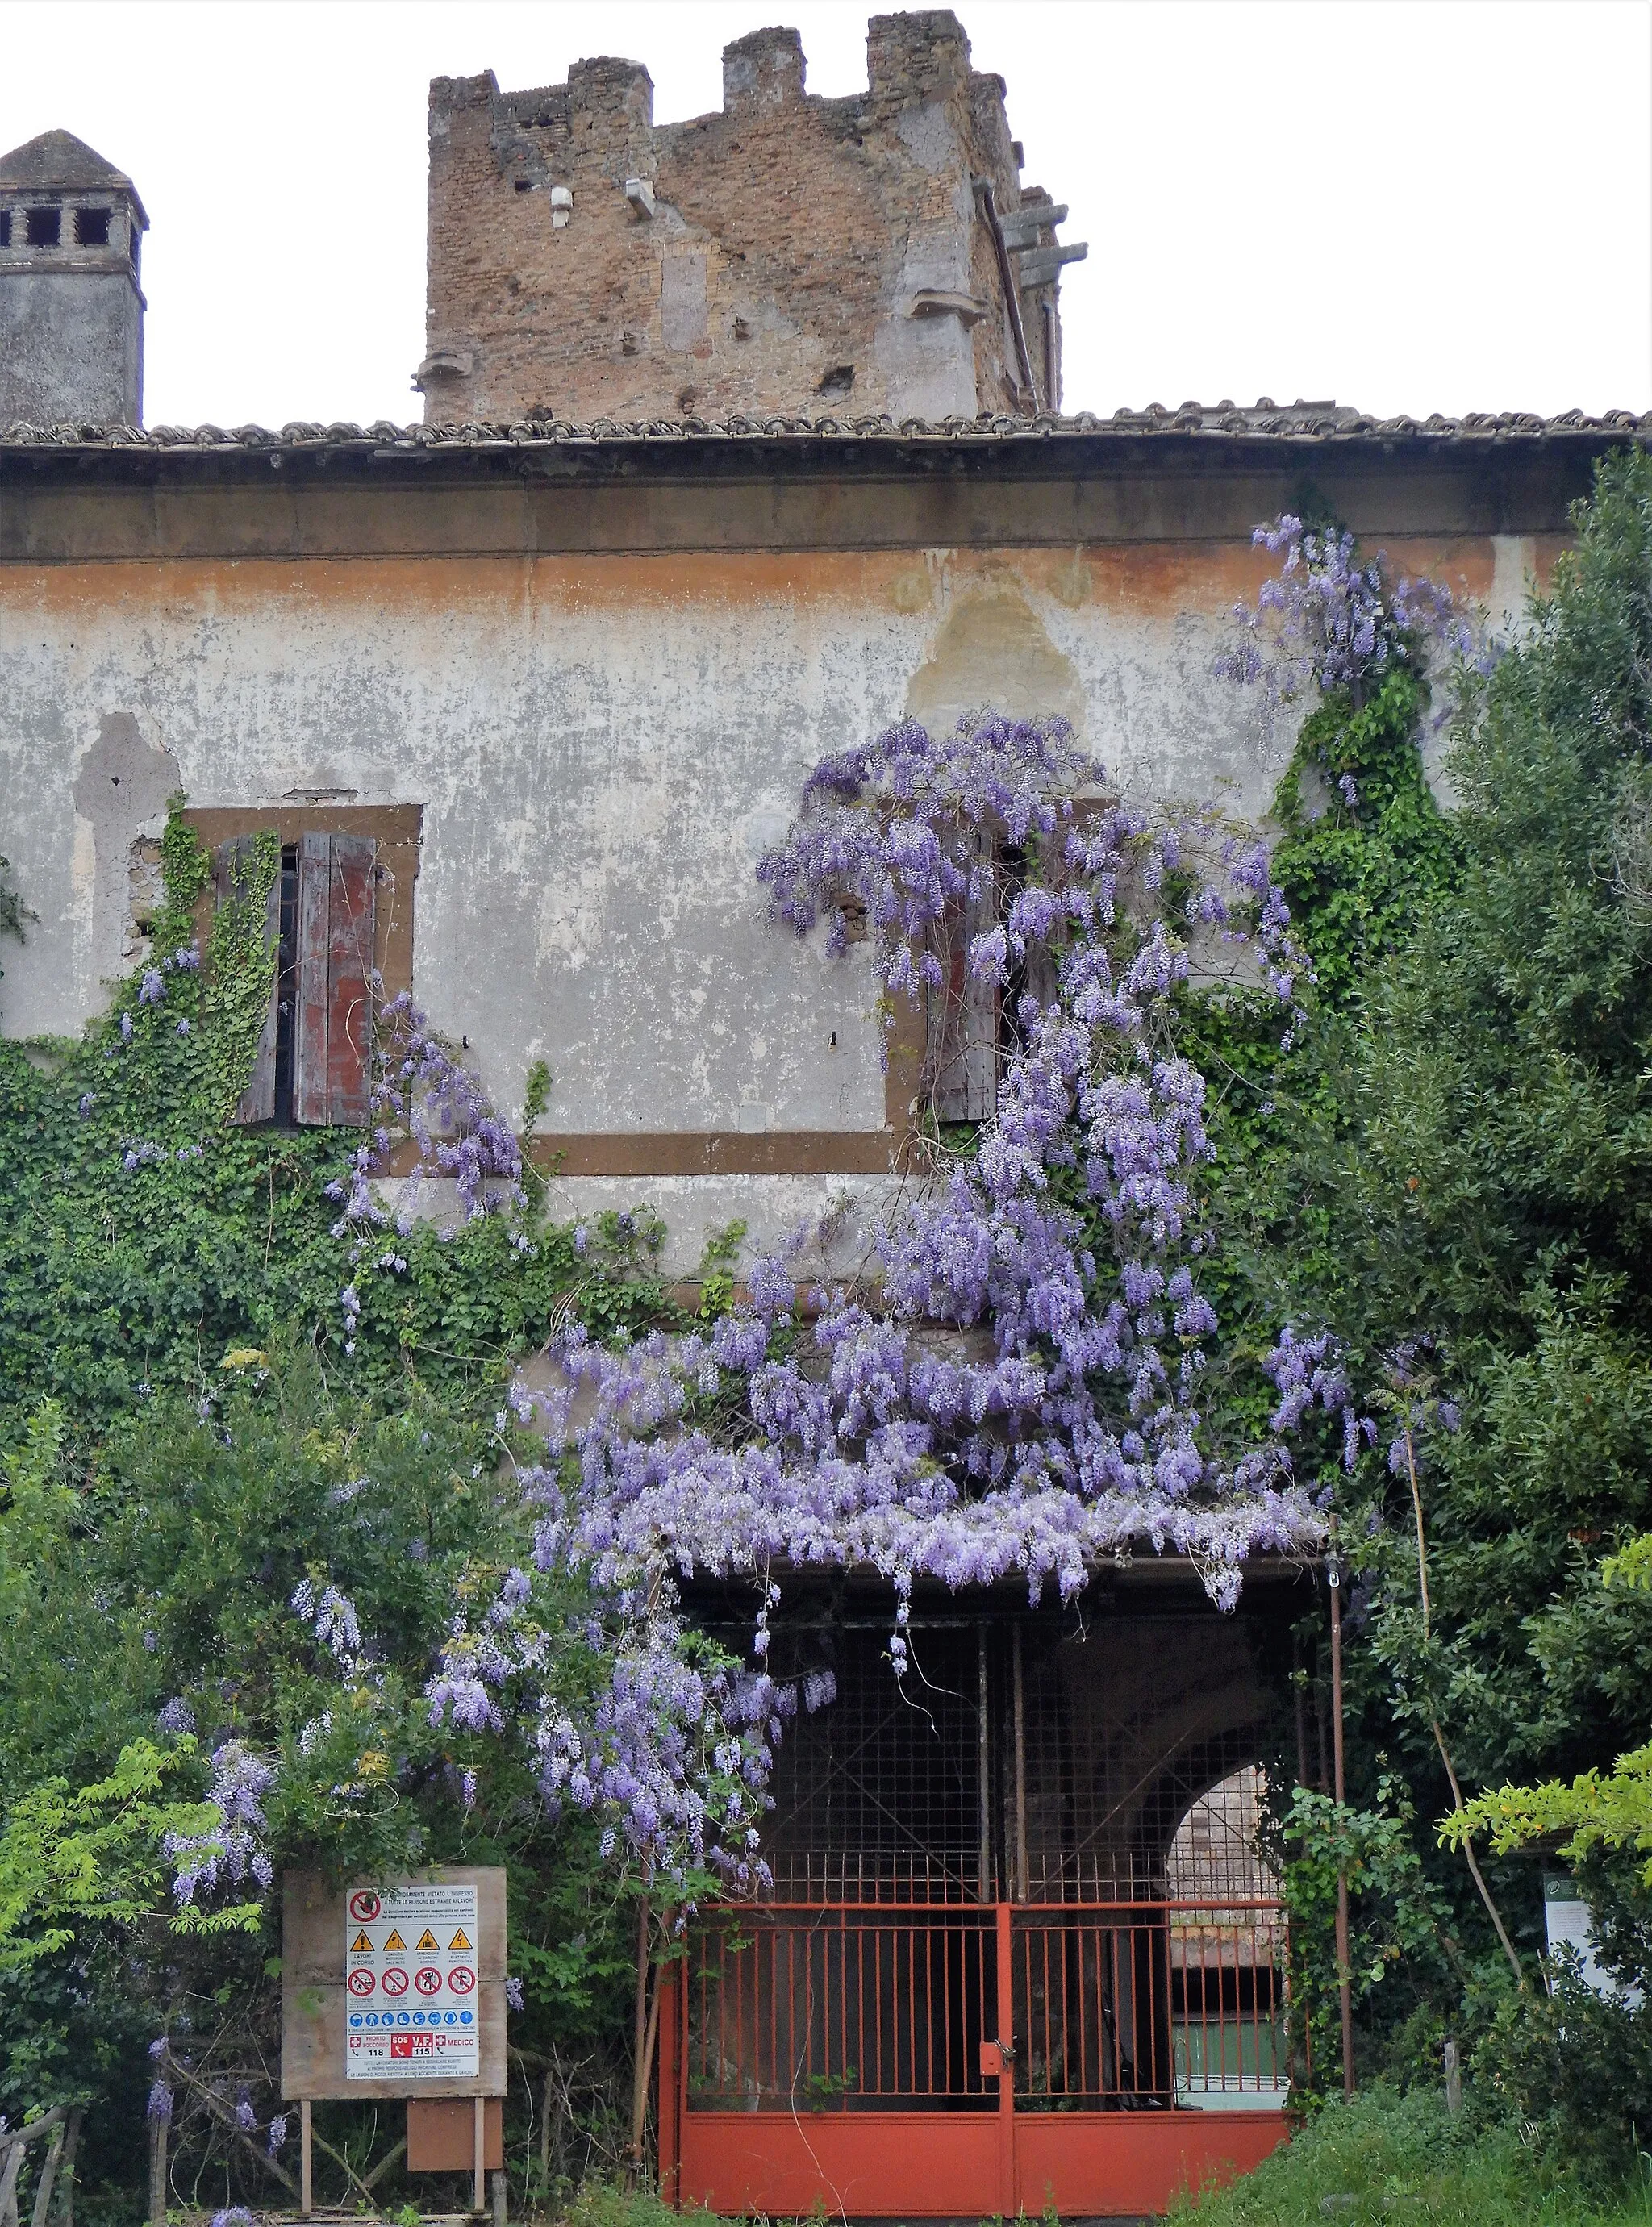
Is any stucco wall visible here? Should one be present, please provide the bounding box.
[0,532,1535,1149]
[0,268,141,425]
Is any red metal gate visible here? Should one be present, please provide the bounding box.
[660,1900,1290,2219]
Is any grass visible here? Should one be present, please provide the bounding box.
[1170,2087,1652,2225]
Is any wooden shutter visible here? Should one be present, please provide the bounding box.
[214,835,281,1125]
[294,832,376,1126]
[928,824,999,1123]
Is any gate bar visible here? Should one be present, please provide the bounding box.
[995,1900,1015,2216]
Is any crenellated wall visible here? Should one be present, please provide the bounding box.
[420,10,1078,425]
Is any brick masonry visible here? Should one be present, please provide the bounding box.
[421,10,1078,424]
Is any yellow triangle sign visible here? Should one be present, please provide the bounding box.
[350,1931,373,1954]
[382,1929,407,1952]
[448,1928,472,1951]
[415,1930,440,1953]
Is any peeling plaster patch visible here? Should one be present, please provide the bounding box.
[381,1171,903,1279]
[895,100,956,177]
[661,250,709,354]
[905,572,1083,736]
[548,1173,903,1281]
[1048,552,1092,610]
[1488,535,1537,638]
[70,714,181,993]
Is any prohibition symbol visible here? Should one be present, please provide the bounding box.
[380,1966,410,1997]
[348,1891,382,1923]
[448,1966,475,1996]
[348,1968,375,1996]
[415,1967,443,1996]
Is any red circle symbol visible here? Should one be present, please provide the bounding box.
[380,1966,409,1997]
[348,1891,382,1923]
[347,1968,375,1996]
[415,1967,443,1996]
[448,1966,475,1996]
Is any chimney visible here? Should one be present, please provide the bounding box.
[0,128,148,425]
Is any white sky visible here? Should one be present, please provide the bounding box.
[2,0,1648,427]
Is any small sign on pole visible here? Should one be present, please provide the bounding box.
[282,1867,507,2214]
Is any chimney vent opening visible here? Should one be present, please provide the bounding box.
[25,206,61,248]
[74,206,111,245]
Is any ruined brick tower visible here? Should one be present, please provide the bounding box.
[419,10,1085,424]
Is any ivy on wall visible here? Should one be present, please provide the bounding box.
[0,809,666,1435]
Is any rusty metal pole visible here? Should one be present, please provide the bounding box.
[629,1896,651,2183]
[1329,1552,1355,2100]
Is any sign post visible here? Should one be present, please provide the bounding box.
[282,1867,507,2215]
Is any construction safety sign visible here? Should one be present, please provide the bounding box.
[344,1884,480,2079]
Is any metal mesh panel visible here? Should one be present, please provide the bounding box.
[761,1622,990,1904]
[756,1612,1275,1905]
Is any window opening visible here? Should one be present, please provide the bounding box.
[215,830,377,1128]
[25,206,60,248]
[74,206,111,246]
[0,211,11,248]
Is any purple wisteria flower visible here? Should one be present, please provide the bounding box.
[163,1741,274,1904]
[1216,512,1496,719]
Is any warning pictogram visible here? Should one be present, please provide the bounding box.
[415,1930,439,1952]
[448,1965,475,1995]
[348,1891,382,1923]
[350,1930,374,1954]
[382,1929,407,1953]
[348,1968,375,1996]
[381,1966,409,1996]
[448,1928,472,1950]
[415,1966,443,1996]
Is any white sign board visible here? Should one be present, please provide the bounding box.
[344,1883,480,2081]
[1543,1872,1643,2006]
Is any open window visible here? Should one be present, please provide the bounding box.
[190,807,419,1128]
[924,834,1058,1123]
[216,832,377,1126]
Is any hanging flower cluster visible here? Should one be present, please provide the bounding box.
[1214,515,1486,714]
[163,1741,275,1904]
[327,988,525,1241]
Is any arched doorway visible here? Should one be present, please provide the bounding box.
[1166,1767,1289,2108]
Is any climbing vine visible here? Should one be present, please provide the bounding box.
[0,807,668,1431]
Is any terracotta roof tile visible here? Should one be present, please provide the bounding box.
[2,403,1648,452]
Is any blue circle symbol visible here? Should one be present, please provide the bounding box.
[349,2015,363,2028]
[460,2011,473,2025]
[444,2012,457,2025]
[398,2012,411,2026]
[365,2013,378,2027]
